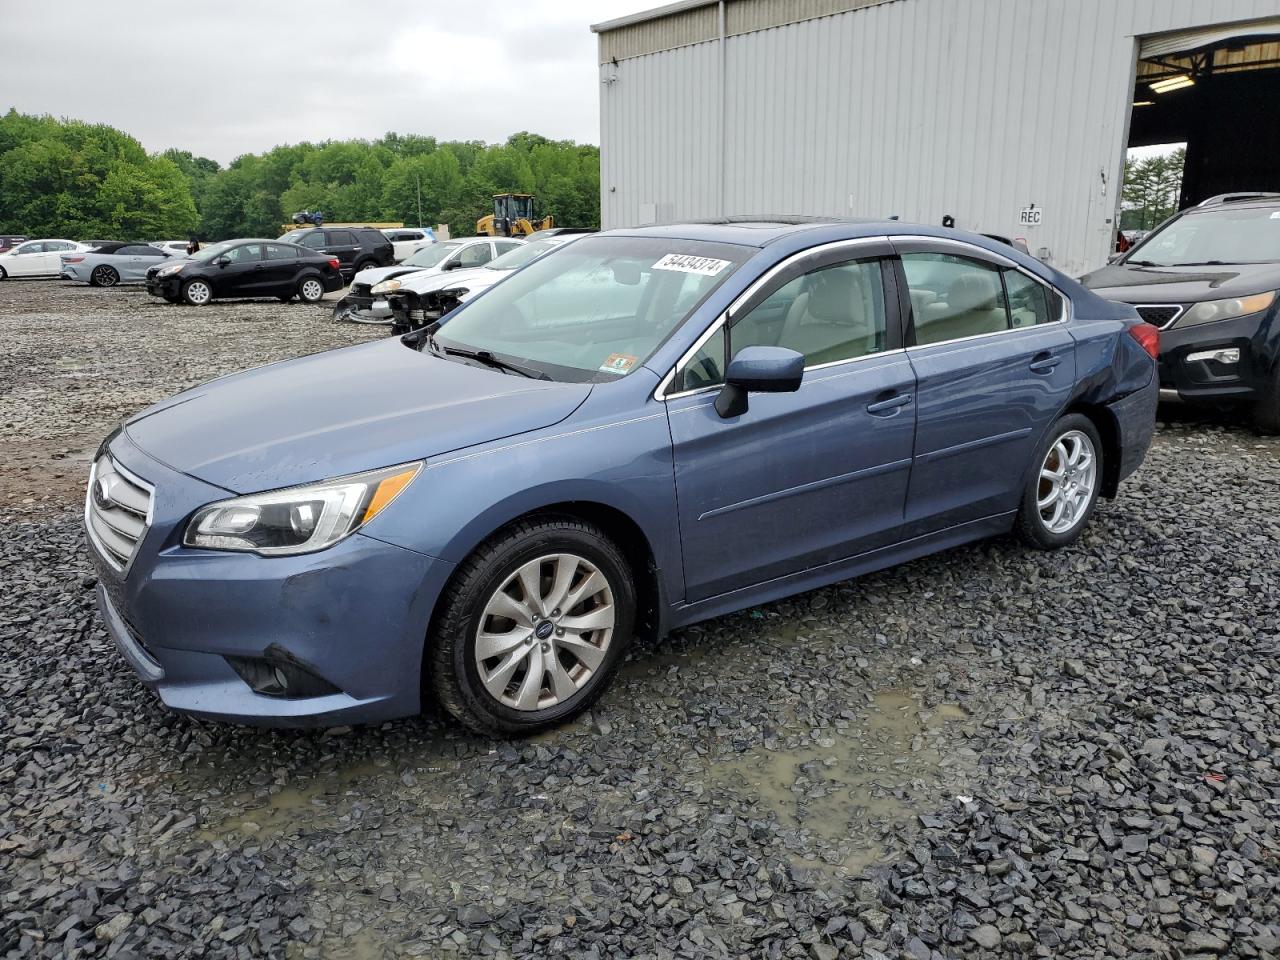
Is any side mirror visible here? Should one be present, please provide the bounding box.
[443,260,463,270]
[1107,253,1123,264]
[214,256,231,267]
[715,346,805,418]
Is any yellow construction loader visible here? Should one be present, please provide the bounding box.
[476,194,553,237]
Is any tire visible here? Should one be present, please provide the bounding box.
[181,278,213,306]
[89,265,119,288]
[1015,414,1105,550]
[0,265,8,280]
[1251,369,1280,435]
[429,517,636,736]
[352,258,373,274]
[297,277,325,304]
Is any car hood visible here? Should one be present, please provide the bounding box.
[398,266,501,295]
[352,264,423,287]
[1079,260,1280,303]
[124,338,592,493]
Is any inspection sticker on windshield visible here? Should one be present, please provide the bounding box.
[652,253,732,276]
[599,353,638,375]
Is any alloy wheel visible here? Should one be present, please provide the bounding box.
[92,265,118,287]
[474,553,615,711]
[1037,429,1097,534]
[301,279,324,301]
[185,280,211,305]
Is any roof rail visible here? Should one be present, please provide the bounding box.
[1197,192,1280,207]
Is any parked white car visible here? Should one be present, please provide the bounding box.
[152,240,192,257]
[385,234,586,332]
[0,239,91,279]
[382,228,437,262]
[333,237,523,323]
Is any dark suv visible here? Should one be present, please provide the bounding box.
[277,226,393,280]
[1080,194,1280,432]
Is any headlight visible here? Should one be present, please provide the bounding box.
[183,462,422,555]
[157,262,184,277]
[370,279,402,295]
[1174,291,1276,328]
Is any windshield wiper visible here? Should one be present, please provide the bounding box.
[1125,259,1160,267]
[427,334,550,380]
[1169,260,1228,266]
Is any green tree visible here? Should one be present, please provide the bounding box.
[1122,148,1186,231]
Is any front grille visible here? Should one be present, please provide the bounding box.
[351,283,371,298]
[85,455,154,574]
[1134,304,1184,329]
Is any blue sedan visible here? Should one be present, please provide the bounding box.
[85,219,1159,734]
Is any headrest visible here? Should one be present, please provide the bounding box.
[947,272,1001,312]
[807,268,859,323]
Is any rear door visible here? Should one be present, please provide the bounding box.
[324,230,360,274]
[263,243,300,294]
[118,245,163,281]
[893,238,1074,535]
[666,239,917,601]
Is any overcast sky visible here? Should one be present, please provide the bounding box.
[0,1,648,165]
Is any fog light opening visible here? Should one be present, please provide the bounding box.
[1186,347,1240,365]
[225,653,342,699]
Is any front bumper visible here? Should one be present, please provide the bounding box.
[333,285,393,323]
[87,432,454,727]
[146,275,182,298]
[1156,308,1272,402]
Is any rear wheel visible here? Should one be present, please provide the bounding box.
[1015,414,1103,549]
[429,518,636,736]
[1252,369,1280,435]
[297,277,325,304]
[89,265,119,287]
[181,278,212,306]
[0,266,7,280]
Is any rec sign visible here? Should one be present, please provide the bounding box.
[1019,206,1043,227]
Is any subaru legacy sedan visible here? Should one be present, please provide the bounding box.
[86,220,1159,735]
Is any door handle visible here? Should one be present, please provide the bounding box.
[1029,352,1062,374]
[866,393,913,415]
[252,265,265,272]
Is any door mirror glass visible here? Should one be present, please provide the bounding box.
[715,346,804,417]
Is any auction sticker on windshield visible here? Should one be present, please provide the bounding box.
[599,353,638,375]
[652,253,731,276]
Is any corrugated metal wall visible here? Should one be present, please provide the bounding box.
[597,0,1280,276]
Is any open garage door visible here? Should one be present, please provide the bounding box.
[1129,18,1280,210]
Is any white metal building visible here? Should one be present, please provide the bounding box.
[592,0,1280,276]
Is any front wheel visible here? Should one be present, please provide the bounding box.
[297,277,325,304]
[0,265,7,280]
[429,518,636,735]
[1015,414,1104,549]
[181,278,213,306]
[90,265,120,287]
[1252,369,1280,435]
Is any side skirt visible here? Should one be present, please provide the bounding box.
[668,511,1017,631]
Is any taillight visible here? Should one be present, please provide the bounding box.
[328,258,340,270]
[1128,322,1160,358]
[64,256,85,264]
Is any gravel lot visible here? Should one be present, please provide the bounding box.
[2,279,1278,959]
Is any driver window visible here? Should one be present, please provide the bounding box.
[299,233,326,249]
[459,244,492,267]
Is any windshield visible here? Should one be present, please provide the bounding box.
[485,238,565,272]
[189,241,237,263]
[278,230,309,245]
[427,236,750,383]
[1127,205,1280,266]
[404,241,461,268]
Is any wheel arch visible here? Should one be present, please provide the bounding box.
[1061,401,1122,498]
[424,496,668,660]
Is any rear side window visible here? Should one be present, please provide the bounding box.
[901,253,1009,345]
[1003,269,1061,326]
[265,244,297,260]
[328,231,356,245]
[298,232,326,250]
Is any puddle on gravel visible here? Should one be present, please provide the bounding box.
[711,688,972,873]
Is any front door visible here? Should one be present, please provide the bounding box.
[666,241,917,602]
[210,243,266,296]
[11,241,53,276]
[893,241,1075,535]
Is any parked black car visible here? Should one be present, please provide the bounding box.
[276,226,394,280]
[145,239,344,306]
[1080,193,1280,432]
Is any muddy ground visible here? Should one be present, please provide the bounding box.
[2,279,1277,959]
